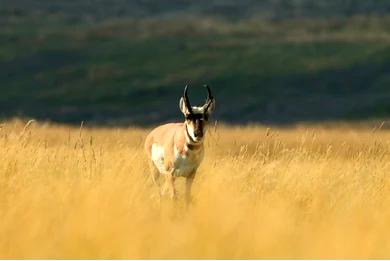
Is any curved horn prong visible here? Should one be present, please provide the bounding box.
[184,84,193,114]
[203,84,214,112]
[205,84,212,100]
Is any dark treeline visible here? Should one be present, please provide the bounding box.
[2,0,390,20]
[1,1,390,125]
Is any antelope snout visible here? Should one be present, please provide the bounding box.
[194,130,203,139]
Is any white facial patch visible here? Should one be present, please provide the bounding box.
[191,106,205,114]
[186,124,198,142]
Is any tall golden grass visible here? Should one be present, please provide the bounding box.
[0,119,389,259]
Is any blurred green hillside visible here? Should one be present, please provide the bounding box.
[1,0,390,125]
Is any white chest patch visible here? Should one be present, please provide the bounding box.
[150,143,204,177]
[173,145,204,177]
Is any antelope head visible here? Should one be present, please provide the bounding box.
[179,84,215,142]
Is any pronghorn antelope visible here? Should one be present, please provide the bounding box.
[144,85,215,202]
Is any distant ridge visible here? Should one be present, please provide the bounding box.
[1,1,390,124]
[2,0,390,21]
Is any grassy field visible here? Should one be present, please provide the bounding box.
[0,119,389,259]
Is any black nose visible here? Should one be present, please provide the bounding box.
[194,130,203,138]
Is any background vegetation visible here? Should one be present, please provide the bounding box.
[1,0,390,125]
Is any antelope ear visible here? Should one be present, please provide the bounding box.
[179,97,189,115]
[204,98,215,115]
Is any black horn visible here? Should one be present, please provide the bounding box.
[203,84,214,111]
[183,84,193,114]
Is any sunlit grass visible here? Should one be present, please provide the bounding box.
[0,119,389,259]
